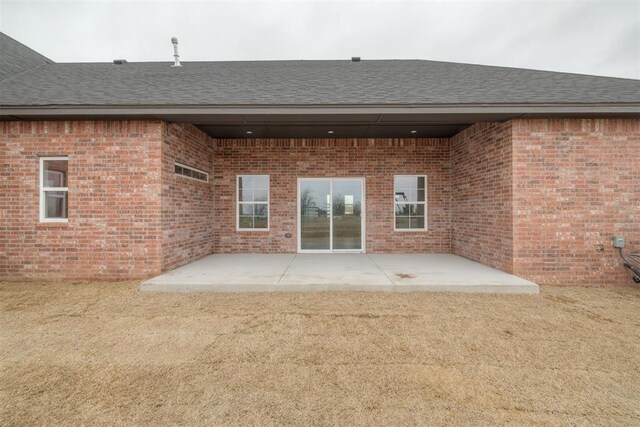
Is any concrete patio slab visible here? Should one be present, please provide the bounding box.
[140,254,295,292]
[278,254,391,286]
[369,254,539,294]
[140,253,539,294]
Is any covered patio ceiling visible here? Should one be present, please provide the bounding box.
[194,112,488,138]
[198,122,470,139]
[176,109,640,138]
[184,107,640,138]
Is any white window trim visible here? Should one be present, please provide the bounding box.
[174,162,209,183]
[40,156,69,223]
[393,174,428,232]
[236,174,270,232]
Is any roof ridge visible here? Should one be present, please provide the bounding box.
[0,31,53,83]
[0,31,53,63]
[43,58,639,81]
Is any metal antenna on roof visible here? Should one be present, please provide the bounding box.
[171,37,181,67]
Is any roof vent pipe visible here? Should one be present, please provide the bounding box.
[171,37,181,67]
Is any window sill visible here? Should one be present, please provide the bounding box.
[38,220,69,227]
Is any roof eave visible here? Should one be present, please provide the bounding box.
[2,103,640,117]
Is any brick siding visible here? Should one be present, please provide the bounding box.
[451,122,514,272]
[2,118,638,285]
[511,119,640,285]
[0,120,163,280]
[450,118,640,285]
[213,138,451,253]
[161,123,215,271]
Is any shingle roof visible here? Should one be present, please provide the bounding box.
[0,32,638,107]
[0,32,51,83]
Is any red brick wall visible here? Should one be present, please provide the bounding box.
[3,119,638,285]
[511,118,640,285]
[451,122,514,272]
[450,118,640,285]
[213,138,451,253]
[161,123,215,271]
[0,121,163,280]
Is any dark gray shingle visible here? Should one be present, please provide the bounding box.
[0,32,51,83]
[0,35,638,107]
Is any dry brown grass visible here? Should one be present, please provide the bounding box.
[1,282,639,426]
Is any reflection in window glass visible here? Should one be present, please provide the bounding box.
[45,191,68,218]
[238,175,269,230]
[41,157,69,222]
[394,175,427,230]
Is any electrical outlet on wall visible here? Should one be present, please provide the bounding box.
[613,236,625,248]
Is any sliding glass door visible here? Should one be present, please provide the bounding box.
[299,179,331,250]
[298,178,364,252]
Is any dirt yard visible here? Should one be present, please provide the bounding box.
[1,282,639,425]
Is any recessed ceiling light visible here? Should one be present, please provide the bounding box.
[410,130,417,134]
[246,131,253,134]
[328,130,334,134]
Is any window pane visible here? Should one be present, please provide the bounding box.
[395,203,410,216]
[395,203,424,216]
[254,215,268,229]
[45,191,68,218]
[395,177,426,202]
[238,203,269,229]
[239,202,253,229]
[253,176,269,190]
[413,204,425,216]
[395,191,409,202]
[239,176,259,201]
[398,188,421,202]
[394,176,415,191]
[239,177,269,200]
[238,216,253,229]
[239,188,253,202]
[254,203,268,216]
[410,217,425,229]
[238,176,253,190]
[239,204,254,216]
[253,189,268,202]
[395,216,410,229]
[44,160,68,187]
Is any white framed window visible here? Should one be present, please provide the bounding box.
[40,157,69,223]
[175,162,209,182]
[394,175,427,231]
[237,175,269,231]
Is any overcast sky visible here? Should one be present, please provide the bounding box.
[1,0,638,79]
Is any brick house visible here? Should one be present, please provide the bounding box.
[1,32,638,285]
